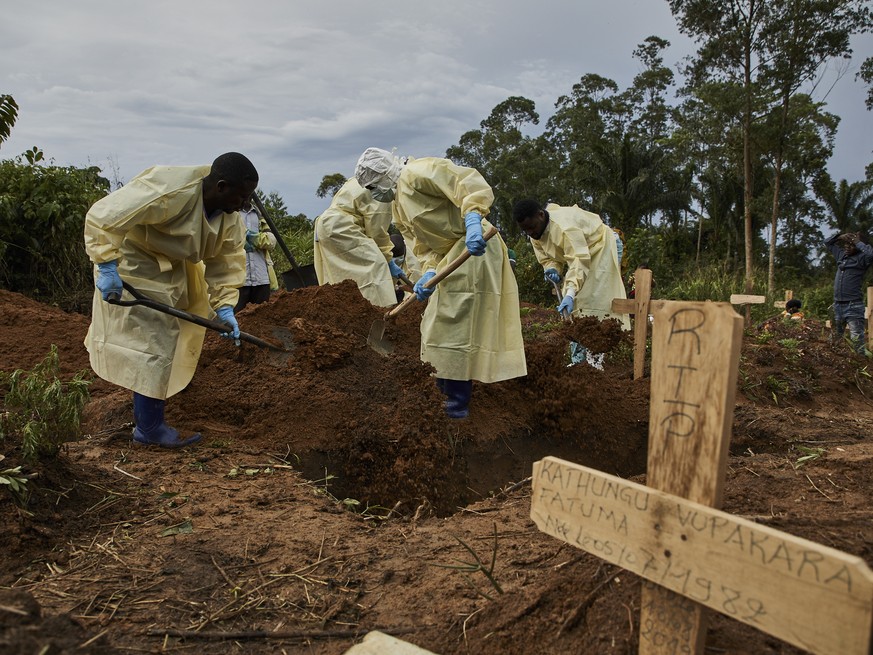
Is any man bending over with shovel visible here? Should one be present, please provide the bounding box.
[513,199,629,368]
[355,148,526,419]
[84,152,258,447]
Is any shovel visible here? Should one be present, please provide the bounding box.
[251,195,318,290]
[107,282,288,352]
[368,226,498,355]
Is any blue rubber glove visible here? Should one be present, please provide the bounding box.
[413,270,437,302]
[96,260,123,301]
[544,268,562,284]
[388,259,403,278]
[216,306,240,345]
[557,294,574,316]
[464,212,486,256]
[244,229,259,253]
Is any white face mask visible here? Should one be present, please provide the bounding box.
[370,186,395,202]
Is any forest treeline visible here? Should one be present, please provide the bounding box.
[1,0,872,319]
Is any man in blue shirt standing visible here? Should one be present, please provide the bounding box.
[825,231,873,353]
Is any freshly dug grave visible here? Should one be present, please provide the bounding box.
[0,283,871,655]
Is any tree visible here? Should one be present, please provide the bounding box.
[669,0,774,295]
[316,173,346,199]
[447,96,545,235]
[0,94,17,147]
[816,176,873,234]
[757,0,871,293]
[670,0,872,295]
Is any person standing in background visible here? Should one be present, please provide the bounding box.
[825,231,873,353]
[235,198,277,312]
[313,178,398,307]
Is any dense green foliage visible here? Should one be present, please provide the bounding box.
[0,154,109,310]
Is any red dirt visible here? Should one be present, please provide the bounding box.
[0,283,871,654]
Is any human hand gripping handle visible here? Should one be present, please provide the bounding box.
[557,294,574,317]
[464,212,486,256]
[390,225,499,313]
[413,270,437,301]
[543,268,562,284]
[216,306,240,346]
[388,259,404,278]
[96,260,123,302]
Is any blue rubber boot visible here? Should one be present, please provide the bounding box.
[443,379,473,419]
[132,393,201,448]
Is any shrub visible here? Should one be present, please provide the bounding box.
[0,345,91,462]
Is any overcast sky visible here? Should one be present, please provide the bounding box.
[2,1,871,219]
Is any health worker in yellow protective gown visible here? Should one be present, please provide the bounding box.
[84,153,258,448]
[355,148,527,419]
[313,178,398,307]
[513,199,629,368]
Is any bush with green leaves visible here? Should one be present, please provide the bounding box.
[0,155,110,311]
[0,345,91,462]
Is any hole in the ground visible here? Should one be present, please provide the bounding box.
[296,426,649,517]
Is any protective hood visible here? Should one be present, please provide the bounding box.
[355,147,404,191]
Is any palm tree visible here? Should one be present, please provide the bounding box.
[817,177,873,235]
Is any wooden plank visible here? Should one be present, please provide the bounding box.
[632,269,653,379]
[611,299,666,314]
[867,288,873,348]
[344,631,438,655]
[729,294,766,305]
[531,457,873,655]
[641,301,744,653]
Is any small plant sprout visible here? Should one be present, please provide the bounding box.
[793,445,825,468]
[429,522,503,601]
[0,465,29,503]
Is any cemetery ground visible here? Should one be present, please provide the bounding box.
[0,281,871,655]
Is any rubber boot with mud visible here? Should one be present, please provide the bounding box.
[441,379,472,419]
[132,393,201,448]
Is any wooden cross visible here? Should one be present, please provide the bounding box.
[773,289,793,310]
[531,300,873,655]
[729,293,766,327]
[611,268,664,380]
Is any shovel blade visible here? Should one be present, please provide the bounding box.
[281,264,319,290]
[367,319,393,356]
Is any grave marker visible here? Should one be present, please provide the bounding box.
[530,300,873,654]
[530,459,873,655]
[611,268,665,380]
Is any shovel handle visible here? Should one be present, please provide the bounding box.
[384,225,499,320]
[108,282,285,351]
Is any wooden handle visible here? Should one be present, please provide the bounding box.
[384,225,499,320]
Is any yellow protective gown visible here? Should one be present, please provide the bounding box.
[313,178,396,307]
[531,203,630,330]
[84,165,246,400]
[392,157,527,383]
